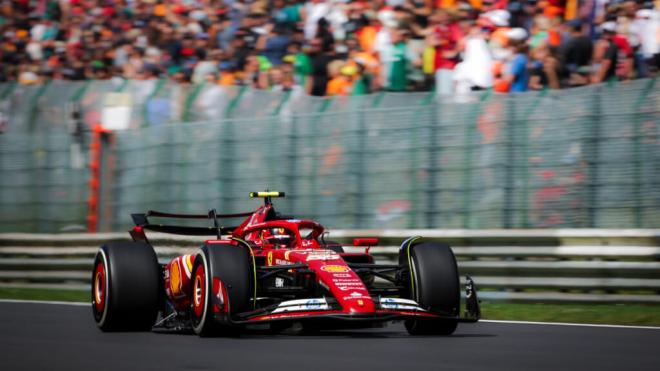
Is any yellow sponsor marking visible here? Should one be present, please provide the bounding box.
[320,265,350,273]
[170,262,181,296]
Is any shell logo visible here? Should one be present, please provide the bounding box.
[320,265,350,273]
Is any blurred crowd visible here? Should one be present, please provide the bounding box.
[1,0,659,96]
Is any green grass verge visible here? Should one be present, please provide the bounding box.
[0,287,89,303]
[481,301,660,327]
[1,288,659,327]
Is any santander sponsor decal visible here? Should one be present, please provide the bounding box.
[320,265,349,273]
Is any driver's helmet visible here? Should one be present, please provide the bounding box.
[263,227,295,248]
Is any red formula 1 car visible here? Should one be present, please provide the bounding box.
[92,192,480,336]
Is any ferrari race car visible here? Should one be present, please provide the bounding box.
[92,192,480,336]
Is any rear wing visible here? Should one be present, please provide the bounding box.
[130,209,254,240]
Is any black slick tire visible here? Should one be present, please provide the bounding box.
[190,243,254,337]
[400,241,460,335]
[92,241,161,331]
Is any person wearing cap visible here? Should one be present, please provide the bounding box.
[503,27,530,92]
[592,21,619,83]
[325,60,354,96]
[481,9,511,51]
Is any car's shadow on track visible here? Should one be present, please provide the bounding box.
[149,324,497,339]
[236,329,497,339]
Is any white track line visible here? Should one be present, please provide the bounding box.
[481,319,660,330]
[1,299,658,330]
[0,299,89,306]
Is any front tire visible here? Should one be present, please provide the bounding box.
[92,242,161,331]
[400,241,460,335]
[190,244,254,337]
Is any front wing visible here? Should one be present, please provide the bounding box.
[230,276,481,325]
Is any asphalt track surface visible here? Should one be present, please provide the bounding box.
[1,301,659,371]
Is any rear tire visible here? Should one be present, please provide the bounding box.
[92,242,161,331]
[191,244,254,337]
[400,241,460,335]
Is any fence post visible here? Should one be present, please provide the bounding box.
[141,78,166,127]
[355,102,367,228]
[268,91,291,188]
[217,86,247,213]
[504,88,549,228]
[632,77,656,227]
[0,82,16,100]
[585,86,602,227]
[224,85,247,119]
[114,79,128,92]
[27,80,51,131]
[412,91,436,229]
[182,82,205,122]
[310,97,333,221]
[287,114,299,215]
[503,98,516,228]
[462,91,491,228]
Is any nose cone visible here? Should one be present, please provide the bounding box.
[341,293,376,313]
[310,258,375,314]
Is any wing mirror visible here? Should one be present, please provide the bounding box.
[353,238,379,253]
[353,238,379,246]
[353,237,378,254]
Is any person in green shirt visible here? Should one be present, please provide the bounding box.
[385,29,409,92]
[351,64,371,96]
[284,41,312,87]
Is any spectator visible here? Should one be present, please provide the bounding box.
[529,44,561,90]
[454,21,494,94]
[559,20,593,86]
[0,0,656,95]
[306,37,333,96]
[382,28,409,91]
[428,9,463,95]
[592,21,619,84]
[631,9,659,75]
[325,60,352,95]
[505,28,530,93]
[257,24,291,66]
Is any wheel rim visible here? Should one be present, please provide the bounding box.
[93,262,106,313]
[192,264,206,318]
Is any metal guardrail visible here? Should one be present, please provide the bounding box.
[1,230,659,303]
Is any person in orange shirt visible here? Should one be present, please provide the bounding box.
[356,15,379,54]
[326,60,353,96]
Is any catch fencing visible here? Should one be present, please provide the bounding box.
[0,79,659,232]
[1,230,659,303]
